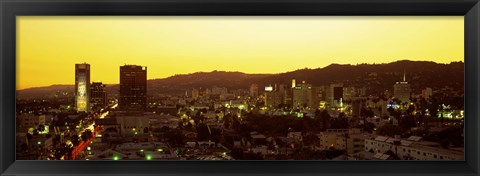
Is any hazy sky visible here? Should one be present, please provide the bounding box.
[17,16,463,90]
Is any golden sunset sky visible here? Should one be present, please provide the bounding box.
[17,16,463,90]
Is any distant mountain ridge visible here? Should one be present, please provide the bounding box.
[17,60,464,99]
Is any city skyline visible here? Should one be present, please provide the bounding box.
[16,60,465,161]
[16,59,463,91]
[17,16,463,90]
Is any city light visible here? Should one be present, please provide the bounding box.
[265,86,273,92]
[15,17,465,161]
[99,111,109,119]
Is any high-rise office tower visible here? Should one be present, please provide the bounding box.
[311,86,325,109]
[264,84,286,108]
[119,65,147,111]
[393,71,411,103]
[90,82,107,110]
[333,87,344,101]
[75,63,90,112]
[292,81,312,109]
[265,91,283,108]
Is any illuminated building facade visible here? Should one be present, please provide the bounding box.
[393,72,411,102]
[90,82,107,110]
[75,63,90,112]
[264,85,273,92]
[264,84,285,108]
[119,65,147,111]
[292,81,312,109]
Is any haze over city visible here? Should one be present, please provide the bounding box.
[17,16,463,90]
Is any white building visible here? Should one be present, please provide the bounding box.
[364,135,464,160]
[115,114,150,136]
[318,128,365,154]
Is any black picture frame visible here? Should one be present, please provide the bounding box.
[1,0,479,175]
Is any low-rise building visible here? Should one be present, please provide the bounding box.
[319,128,365,154]
[364,135,464,160]
[17,114,46,132]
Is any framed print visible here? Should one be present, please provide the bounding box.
[1,0,479,176]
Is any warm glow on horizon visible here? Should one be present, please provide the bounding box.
[17,16,463,90]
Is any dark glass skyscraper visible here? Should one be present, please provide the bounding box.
[90,82,107,110]
[75,63,90,112]
[119,65,147,111]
